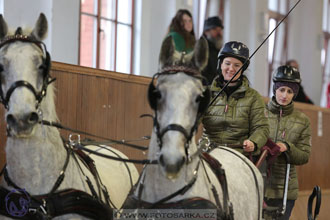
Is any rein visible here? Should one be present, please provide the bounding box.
[40,120,157,165]
[41,120,148,151]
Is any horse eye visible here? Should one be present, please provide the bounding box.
[154,90,162,99]
[39,64,46,71]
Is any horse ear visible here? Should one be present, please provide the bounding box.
[159,35,175,69]
[0,14,8,40]
[193,37,209,71]
[31,13,48,40]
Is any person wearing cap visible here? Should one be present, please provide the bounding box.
[264,65,311,220]
[199,41,269,158]
[202,16,224,85]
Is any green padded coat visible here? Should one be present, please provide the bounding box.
[199,76,269,156]
[265,97,311,200]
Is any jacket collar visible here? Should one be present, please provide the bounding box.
[210,75,249,99]
[268,96,294,116]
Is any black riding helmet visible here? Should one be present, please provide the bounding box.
[272,65,301,83]
[217,41,250,74]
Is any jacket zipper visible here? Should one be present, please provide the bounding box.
[274,106,282,142]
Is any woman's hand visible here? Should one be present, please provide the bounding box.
[276,142,288,152]
[243,140,255,152]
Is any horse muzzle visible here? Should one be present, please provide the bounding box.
[159,154,186,179]
[6,112,39,137]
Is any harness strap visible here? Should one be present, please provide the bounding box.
[0,187,112,220]
[201,152,234,220]
[125,196,219,209]
[149,162,200,209]
[3,145,71,196]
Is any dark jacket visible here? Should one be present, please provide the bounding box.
[199,76,269,156]
[201,36,220,85]
[294,85,313,104]
[265,97,311,200]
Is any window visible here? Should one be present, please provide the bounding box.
[267,0,289,93]
[79,0,134,73]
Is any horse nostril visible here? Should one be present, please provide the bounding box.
[28,112,39,124]
[6,114,16,126]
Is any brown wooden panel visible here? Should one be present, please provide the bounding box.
[295,108,330,191]
[52,70,79,139]
[291,190,330,220]
[121,82,153,171]
[77,75,112,139]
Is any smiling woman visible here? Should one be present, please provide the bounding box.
[199,41,269,158]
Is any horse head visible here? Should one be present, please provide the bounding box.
[0,13,54,137]
[148,36,209,179]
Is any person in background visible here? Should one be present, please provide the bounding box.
[166,9,196,53]
[202,16,224,85]
[264,65,311,220]
[286,59,314,104]
[199,41,269,159]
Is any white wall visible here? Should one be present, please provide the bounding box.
[51,0,80,64]
[3,0,52,50]
[224,0,269,96]
[134,0,179,76]
[287,0,323,105]
[2,0,79,65]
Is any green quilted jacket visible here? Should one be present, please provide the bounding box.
[199,76,269,156]
[265,97,311,200]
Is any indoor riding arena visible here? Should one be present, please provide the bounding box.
[0,0,329,220]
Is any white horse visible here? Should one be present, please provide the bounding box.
[123,36,263,220]
[0,13,138,219]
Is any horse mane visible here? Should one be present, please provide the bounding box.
[42,82,59,122]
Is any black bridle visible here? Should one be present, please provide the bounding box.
[147,68,210,162]
[0,31,55,110]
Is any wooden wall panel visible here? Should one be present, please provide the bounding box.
[295,106,330,191]
[77,75,112,139]
[53,70,79,139]
[291,190,330,220]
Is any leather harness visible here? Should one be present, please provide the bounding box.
[0,144,113,220]
[0,187,112,220]
[122,152,234,220]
